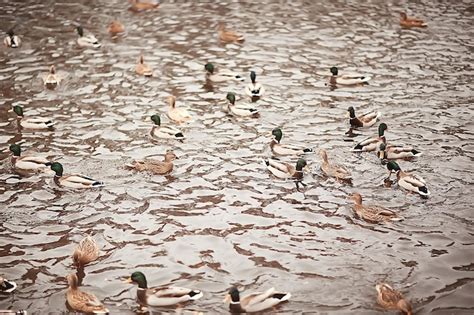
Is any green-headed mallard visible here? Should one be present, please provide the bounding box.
[0,276,17,293]
[386,161,429,197]
[377,142,421,162]
[218,23,244,43]
[66,273,109,314]
[125,271,203,307]
[270,128,313,156]
[12,105,55,130]
[126,150,177,175]
[244,71,265,99]
[76,26,101,48]
[3,29,21,48]
[73,236,99,267]
[150,114,184,140]
[50,162,104,189]
[351,193,403,223]
[320,149,352,181]
[329,66,371,86]
[347,106,380,128]
[265,157,307,190]
[136,55,152,77]
[224,287,291,313]
[167,95,193,124]
[376,283,413,315]
[205,63,244,82]
[352,123,387,152]
[400,12,427,28]
[9,144,51,172]
[226,92,259,117]
[108,20,125,35]
[43,65,60,88]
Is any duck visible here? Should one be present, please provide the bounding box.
[43,65,60,88]
[3,29,21,48]
[129,0,159,11]
[66,273,109,314]
[12,105,55,130]
[218,23,244,43]
[136,55,153,77]
[244,71,265,99]
[270,128,313,156]
[347,106,381,128]
[150,114,185,140]
[328,66,371,86]
[108,20,125,35]
[73,236,99,267]
[50,162,104,189]
[76,26,101,48]
[351,193,402,223]
[352,123,387,152]
[0,276,17,293]
[386,161,430,197]
[125,271,203,307]
[400,12,427,28]
[9,144,51,172]
[167,96,193,124]
[226,92,259,117]
[377,142,422,162]
[320,149,352,181]
[265,157,307,190]
[376,283,413,315]
[205,63,244,82]
[224,287,291,313]
[125,150,177,175]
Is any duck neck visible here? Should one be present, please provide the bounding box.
[329,76,337,85]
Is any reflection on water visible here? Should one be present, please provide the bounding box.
[1,0,473,314]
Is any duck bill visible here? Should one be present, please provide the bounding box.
[378,151,384,159]
[223,293,231,303]
[123,277,133,284]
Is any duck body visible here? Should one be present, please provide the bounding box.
[320,149,352,181]
[12,105,55,129]
[376,283,413,315]
[76,26,101,48]
[329,67,370,86]
[387,161,430,197]
[225,287,291,313]
[226,92,258,117]
[378,143,421,161]
[3,30,21,48]
[0,276,17,293]
[66,273,109,314]
[352,123,387,152]
[9,144,51,172]
[351,193,402,223]
[265,157,306,183]
[126,150,177,175]
[167,96,193,124]
[129,0,159,11]
[270,128,313,156]
[108,20,125,35]
[400,12,427,27]
[218,24,244,43]
[347,106,380,128]
[136,55,153,77]
[244,71,265,99]
[43,65,60,88]
[205,63,244,82]
[150,114,185,140]
[73,236,99,267]
[50,162,104,189]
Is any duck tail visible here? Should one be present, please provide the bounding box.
[303,148,313,153]
[46,120,56,128]
[411,149,422,157]
[92,181,105,187]
[418,186,430,196]
[188,290,203,300]
[272,292,291,301]
[175,132,185,139]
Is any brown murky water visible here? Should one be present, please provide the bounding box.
[1,0,473,314]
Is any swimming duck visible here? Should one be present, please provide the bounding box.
[126,150,177,175]
[347,106,380,128]
[129,0,159,11]
[136,55,153,77]
[108,20,125,35]
[244,71,265,99]
[400,12,427,28]
[3,29,21,48]
[9,144,51,172]
[167,96,193,124]
[205,63,244,82]
[43,65,60,88]
[376,283,413,315]
[351,193,402,223]
[352,123,387,152]
[0,276,17,293]
[150,114,185,140]
[270,128,313,156]
[320,149,352,181]
[218,23,244,43]
[50,162,104,189]
[66,273,109,314]
[125,271,203,307]
[73,236,99,267]
[329,66,370,86]
[224,287,291,313]
[378,143,421,162]
[265,157,307,190]
[76,26,101,48]
[226,92,259,117]
[386,161,430,197]
[12,105,55,130]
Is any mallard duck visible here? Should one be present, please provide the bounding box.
[12,105,55,130]
[3,29,21,48]
[66,273,109,314]
[226,92,258,117]
[0,276,17,293]
[136,55,153,77]
[167,96,192,124]
[329,66,371,86]
[244,71,265,99]
[129,0,159,11]
[108,20,125,35]
[351,193,402,223]
[347,106,380,128]
[0,310,26,315]
[50,162,104,189]
[400,12,427,28]
[150,114,185,140]
[265,157,307,190]
[205,63,244,82]
[9,144,51,172]
[43,65,60,88]
[352,123,387,152]
[224,287,291,313]
[76,26,101,48]
[125,271,203,307]
[73,236,99,267]
[270,128,313,156]
[378,143,421,161]
[218,23,244,43]
[126,150,177,175]
[376,283,413,315]
[320,149,352,181]
[386,161,430,197]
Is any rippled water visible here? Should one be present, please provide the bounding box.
[1,0,473,314]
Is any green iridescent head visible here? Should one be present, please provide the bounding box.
[150,114,161,126]
[9,144,21,156]
[205,63,214,74]
[50,162,64,176]
[272,128,283,143]
[226,92,236,104]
